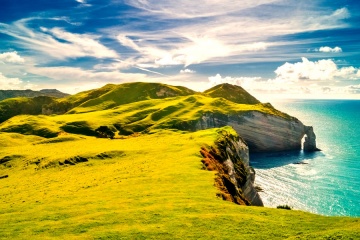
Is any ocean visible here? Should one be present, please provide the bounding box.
[251,99,360,216]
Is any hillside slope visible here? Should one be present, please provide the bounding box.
[0,89,68,101]
[0,128,358,239]
[45,82,196,114]
[204,83,260,104]
[0,96,57,123]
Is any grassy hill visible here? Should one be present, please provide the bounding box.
[0,89,68,101]
[0,96,57,123]
[204,83,260,104]
[0,94,289,138]
[44,82,196,114]
[0,127,359,239]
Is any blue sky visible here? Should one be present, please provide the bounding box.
[0,0,360,100]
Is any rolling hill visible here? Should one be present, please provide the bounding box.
[0,89,69,101]
[204,83,260,104]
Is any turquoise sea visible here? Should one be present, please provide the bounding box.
[251,99,360,216]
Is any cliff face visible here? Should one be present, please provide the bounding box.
[200,129,263,206]
[195,111,318,152]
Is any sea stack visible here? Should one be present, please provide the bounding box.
[303,126,320,151]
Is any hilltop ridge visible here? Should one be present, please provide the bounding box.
[204,83,260,104]
[0,89,69,101]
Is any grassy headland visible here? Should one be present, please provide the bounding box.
[0,82,359,239]
[0,128,359,239]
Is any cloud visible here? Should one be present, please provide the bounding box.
[117,31,270,67]
[315,46,342,53]
[180,68,196,74]
[0,19,118,60]
[345,84,360,94]
[208,74,264,93]
[208,74,262,85]
[208,57,360,100]
[125,0,282,19]
[0,72,23,89]
[117,35,142,52]
[0,51,25,64]
[46,27,119,59]
[273,57,360,83]
[111,3,350,68]
[28,66,146,84]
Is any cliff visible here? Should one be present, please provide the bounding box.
[200,129,263,206]
[195,111,318,152]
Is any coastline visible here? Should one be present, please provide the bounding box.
[251,99,360,217]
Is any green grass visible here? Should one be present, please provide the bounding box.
[0,127,359,239]
[204,83,260,104]
[52,82,196,114]
[0,94,292,138]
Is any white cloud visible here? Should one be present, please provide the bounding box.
[208,58,360,100]
[208,74,264,93]
[316,46,342,53]
[0,51,25,64]
[273,57,359,83]
[180,68,196,74]
[75,0,91,6]
[0,72,23,89]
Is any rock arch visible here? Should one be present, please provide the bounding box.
[303,126,320,152]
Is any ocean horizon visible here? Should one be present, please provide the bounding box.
[251,99,360,216]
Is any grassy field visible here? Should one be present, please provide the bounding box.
[1,127,359,239]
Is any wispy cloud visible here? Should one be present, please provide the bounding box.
[28,66,146,83]
[0,19,118,61]
[111,2,351,68]
[124,0,280,19]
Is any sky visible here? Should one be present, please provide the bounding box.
[0,0,360,100]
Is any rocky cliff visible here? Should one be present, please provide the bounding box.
[200,129,263,206]
[195,111,318,152]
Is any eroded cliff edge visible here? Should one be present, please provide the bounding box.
[201,129,263,206]
[194,109,319,152]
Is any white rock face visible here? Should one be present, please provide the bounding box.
[195,111,317,152]
[221,133,263,206]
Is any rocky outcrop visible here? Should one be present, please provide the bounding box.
[303,126,320,151]
[195,111,318,152]
[200,129,263,206]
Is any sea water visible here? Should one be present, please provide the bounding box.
[251,99,360,216]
